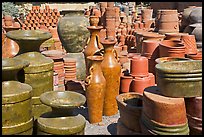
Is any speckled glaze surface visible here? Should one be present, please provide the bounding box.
[2,58,30,81]
[57,10,89,53]
[101,38,121,116]
[85,56,106,123]
[6,30,52,55]
[116,92,143,132]
[2,81,33,135]
[156,60,202,97]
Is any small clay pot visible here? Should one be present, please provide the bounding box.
[120,75,133,93]
[141,40,160,59]
[186,51,202,60]
[89,16,99,26]
[131,76,151,94]
[181,35,197,55]
[130,56,149,77]
[107,2,114,7]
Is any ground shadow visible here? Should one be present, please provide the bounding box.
[107,123,117,135]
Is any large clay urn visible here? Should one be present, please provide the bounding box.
[57,10,89,53]
[84,26,103,76]
[101,38,121,116]
[85,56,106,124]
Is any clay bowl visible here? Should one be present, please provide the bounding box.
[40,91,86,109]
[155,60,202,97]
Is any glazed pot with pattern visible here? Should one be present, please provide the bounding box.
[57,10,89,53]
[141,86,189,135]
[180,34,197,54]
[116,92,143,132]
[2,58,30,82]
[37,91,86,135]
[84,26,103,76]
[6,30,52,55]
[85,56,106,124]
[2,81,33,135]
[155,60,202,97]
[101,38,121,116]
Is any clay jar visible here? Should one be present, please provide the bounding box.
[120,74,133,93]
[131,76,151,94]
[130,56,149,77]
[116,92,143,132]
[180,35,197,54]
[101,38,121,116]
[85,56,106,124]
[89,16,99,26]
[141,40,160,59]
[84,26,103,76]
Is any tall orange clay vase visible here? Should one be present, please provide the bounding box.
[101,38,121,116]
[85,55,106,124]
[84,26,103,76]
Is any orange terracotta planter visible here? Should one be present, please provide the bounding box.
[131,76,151,94]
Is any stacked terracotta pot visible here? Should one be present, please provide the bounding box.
[63,57,77,82]
[22,5,60,30]
[41,50,66,91]
[3,15,21,28]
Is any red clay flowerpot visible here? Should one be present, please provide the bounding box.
[181,35,198,55]
[120,75,133,93]
[143,86,187,125]
[186,51,202,60]
[141,9,153,22]
[141,40,160,59]
[164,32,189,41]
[131,76,151,94]
[130,56,149,77]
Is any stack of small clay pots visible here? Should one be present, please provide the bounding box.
[41,50,66,91]
[63,57,77,83]
[22,5,60,30]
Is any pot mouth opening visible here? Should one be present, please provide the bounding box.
[124,97,143,107]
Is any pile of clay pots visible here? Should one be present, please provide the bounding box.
[2,15,21,29]
[22,5,60,30]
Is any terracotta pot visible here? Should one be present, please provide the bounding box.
[164,32,189,41]
[120,75,133,93]
[89,16,99,26]
[4,20,13,26]
[84,26,103,76]
[148,73,155,86]
[143,86,188,125]
[116,92,143,132]
[141,40,160,59]
[105,18,116,29]
[99,29,106,41]
[130,56,149,77]
[107,2,114,7]
[133,22,139,29]
[186,51,202,60]
[85,56,106,124]
[181,35,197,54]
[101,38,121,116]
[106,27,116,39]
[189,23,202,49]
[143,20,153,30]
[141,9,153,22]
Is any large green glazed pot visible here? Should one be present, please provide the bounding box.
[156,60,202,97]
[6,30,52,55]
[57,10,89,53]
[64,52,86,80]
[2,58,30,81]
[15,52,54,119]
[2,81,33,135]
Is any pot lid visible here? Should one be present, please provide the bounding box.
[15,52,54,73]
[2,81,32,104]
[2,58,30,71]
[37,114,86,135]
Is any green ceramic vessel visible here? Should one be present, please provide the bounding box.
[2,81,33,135]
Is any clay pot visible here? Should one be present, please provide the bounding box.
[131,76,151,94]
[116,92,143,132]
[4,20,13,26]
[155,57,192,64]
[2,81,33,135]
[85,56,106,124]
[130,56,149,77]
[89,16,99,26]
[155,60,202,97]
[181,35,197,54]
[120,75,133,93]
[148,73,155,86]
[141,9,153,22]
[13,22,21,28]
[99,2,107,8]
[186,51,202,60]
[101,38,121,116]
[84,26,103,76]
[157,10,179,34]
[141,86,189,135]
[107,2,114,7]
[164,32,189,41]
[141,40,160,59]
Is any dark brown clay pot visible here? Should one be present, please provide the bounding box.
[101,38,121,116]
[141,40,160,59]
[143,86,188,125]
[181,35,198,54]
[185,97,202,119]
[120,75,133,93]
[116,92,143,132]
[131,76,151,94]
[85,56,106,124]
[130,56,149,77]
[84,26,103,76]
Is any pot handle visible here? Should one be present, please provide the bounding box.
[96,34,103,50]
[89,66,94,75]
[113,49,119,62]
[85,75,92,86]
